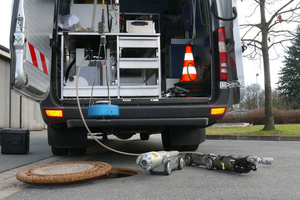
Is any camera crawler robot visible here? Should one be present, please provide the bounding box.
[136,151,184,175]
[185,153,273,173]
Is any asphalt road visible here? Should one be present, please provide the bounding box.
[1,130,300,199]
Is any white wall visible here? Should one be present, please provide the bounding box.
[0,47,47,130]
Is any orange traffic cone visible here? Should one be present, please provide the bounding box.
[181,44,197,82]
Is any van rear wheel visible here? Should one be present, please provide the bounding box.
[161,127,204,151]
[161,130,182,151]
[181,145,199,151]
[51,147,69,155]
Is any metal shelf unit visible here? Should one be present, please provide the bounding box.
[117,36,161,98]
[59,32,161,99]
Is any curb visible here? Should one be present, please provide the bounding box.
[206,135,300,141]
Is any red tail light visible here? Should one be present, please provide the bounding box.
[218,27,228,81]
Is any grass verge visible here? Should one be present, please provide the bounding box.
[206,124,300,136]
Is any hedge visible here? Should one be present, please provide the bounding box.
[219,108,300,125]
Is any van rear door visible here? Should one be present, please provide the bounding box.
[214,0,245,104]
[10,0,56,102]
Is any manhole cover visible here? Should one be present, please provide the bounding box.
[31,163,95,175]
[16,161,111,185]
[99,168,140,179]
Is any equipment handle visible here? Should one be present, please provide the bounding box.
[211,1,237,21]
[131,21,148,26]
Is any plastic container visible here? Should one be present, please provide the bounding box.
[1,128,30,154]
[88,104,119,118]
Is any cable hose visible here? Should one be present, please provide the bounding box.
[187,62,206,82]
[76,55,139,157]
[76,57,205,157]
[64,58,76,83]
[187,62,198,81]
[89,45,101,106]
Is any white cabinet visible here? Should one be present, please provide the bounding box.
[117,35,161,97]
[60,33,161,98]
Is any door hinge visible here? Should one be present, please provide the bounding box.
[50,39,59,49]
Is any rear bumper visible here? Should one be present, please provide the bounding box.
[67,117,209,128]
[41,88,229,129]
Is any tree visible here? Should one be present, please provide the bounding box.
[239,83,264,110]
[277,28,300,109]
[240,0,300,130]
[272,89,285,110]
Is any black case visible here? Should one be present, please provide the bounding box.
[1,128,30,154]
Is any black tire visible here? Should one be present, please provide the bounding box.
[205,157,214,170]
[178,157,184,170]
[161,130,182,151]
[181,144,199,151]
[164,161,172,175]
[185,154,193,166]
[140,133,150,141]
[115,134,134,140]
[51,147,69,155]
[70,148,86,156]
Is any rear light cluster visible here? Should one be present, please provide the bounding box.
[45,110,63,118]
[211,107,226,115]
[218,27,228,81]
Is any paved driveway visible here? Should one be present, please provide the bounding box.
[1,131,299,199]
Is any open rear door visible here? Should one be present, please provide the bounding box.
[229,0,245,104]
[214,0,245,104]
[10,0,56,102]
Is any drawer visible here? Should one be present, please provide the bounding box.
[119,58,159,69]
[119,37,159,48]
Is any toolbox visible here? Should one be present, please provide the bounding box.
[1,128,30,154]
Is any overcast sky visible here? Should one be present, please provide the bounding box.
[0,0,297,89]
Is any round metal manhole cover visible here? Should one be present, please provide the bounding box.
[16,161,111,185]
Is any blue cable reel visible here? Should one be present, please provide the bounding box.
[88,101,119,118]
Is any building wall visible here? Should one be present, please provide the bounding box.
[0,46,47,130]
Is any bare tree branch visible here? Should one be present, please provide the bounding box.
[268,6,300,30]
[268,29,297,37]
[243,39,262,47]
[279,42,289,51]
[242,30,262,47]
[269,38,297,49]
[267,0,294,26]
[242,0,300,54]
[239,23,260,28]
[241,25,260,40]
[246,42,262,51]
[245,3,260,18]
[278,4,300,15]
